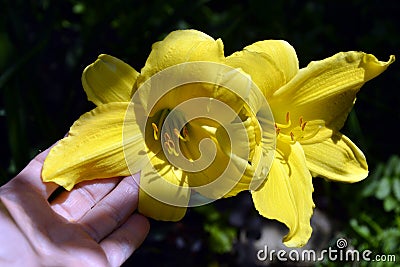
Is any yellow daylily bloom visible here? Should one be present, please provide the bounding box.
[41,29,394,248]
[42,29,275,222]
[227,40,394,246]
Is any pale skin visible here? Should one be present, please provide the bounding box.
[0,147,150,267]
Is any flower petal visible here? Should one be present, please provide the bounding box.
[215,115,274,193]
[138,151,189,221]
[82,54,139,106]
[226,40,299,98]
[137,29,225,87]
[251,140,314,247]
[173,121,252,199]
[270,53,395,130]
[302,132,368,182]
[42,102,142,190]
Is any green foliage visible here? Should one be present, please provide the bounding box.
[318,156,400,267]
[195,204,237,254]
[351,155,400,251]
[337,156,400,266]
[363,156,400,200]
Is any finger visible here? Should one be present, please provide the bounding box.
[11,146,59,199]
[50,177,121,221]
[100,213,150,267]
[78,174,140,242]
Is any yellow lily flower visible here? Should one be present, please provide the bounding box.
[226,40,394,246]
[41,29,394,248]
[42,29,276,222]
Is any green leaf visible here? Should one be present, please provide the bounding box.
[362,179,379,198]
[393,178,400,201]
[378,228,400,255]
[204,224,236,254]
[395,158,400,177]
[375,176,391,200]
[384,155,400,177]
[383,196,398,212]
[350,219,371,239]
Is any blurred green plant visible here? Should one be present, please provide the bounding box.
[350,155,400,256]
[195,204,237,254]
[320,156,400,267]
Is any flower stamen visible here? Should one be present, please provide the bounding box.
[274,123,281,135]
[173,126,189,142]
[182,126,190,140]
[290,132,295,141]
[301,121,307,131]
[152,123,159,140]
[163,132,179,156]
[275,111,292,130]
[275,112,323,143]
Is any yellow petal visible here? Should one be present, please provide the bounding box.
[270,53,395,130]
[136,29,225,87]
[251,140,314,247]
[136,65,247,119]
[82,54,139,106]
[138,150,189,221]
[215,115,274,192]
[42,102,142,190]
[165,121,250,199]
[302,132,368,182]
[226,40,298,98]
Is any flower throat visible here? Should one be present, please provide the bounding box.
[151,109,189,156]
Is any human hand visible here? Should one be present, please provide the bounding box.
[0,147,150,267]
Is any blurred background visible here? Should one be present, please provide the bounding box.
[1,0,399,266]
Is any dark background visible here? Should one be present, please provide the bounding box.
[1,0,399,266]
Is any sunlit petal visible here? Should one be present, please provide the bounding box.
[302,132,368,182]
[270,53,395,130]
[82,54,139,106]
[251,140,314,247]
[226,40,298,98]
[42,102,141,190]
[138,151,189,221]
[137,29,225,88]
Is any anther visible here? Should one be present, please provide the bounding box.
[173,128,181,138]
[163,131,180,156]
[286,112,290,123]
[301,121,307,131]
[299,116,303,126]
[290,132,295,141]
[164,132,171,141]
[182,126,189,140]
[152,123,159,140]
[173,128,188,141]
[164,137,179,156]
[275,112,292,131]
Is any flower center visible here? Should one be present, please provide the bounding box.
[151,109,189,157]
[275,111,322,143]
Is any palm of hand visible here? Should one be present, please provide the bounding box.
[0,148,149,267]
